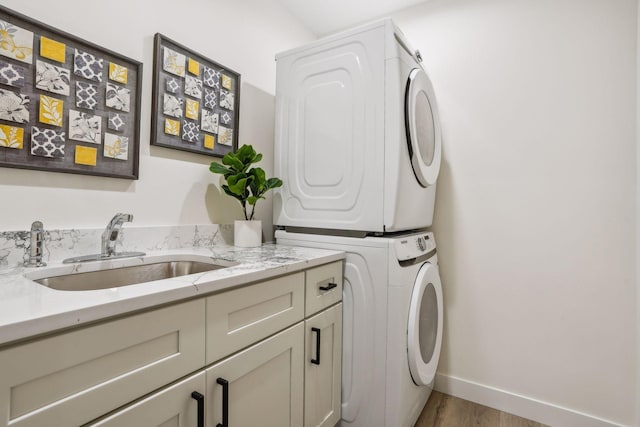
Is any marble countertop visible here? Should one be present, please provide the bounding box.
[0,244,344,347]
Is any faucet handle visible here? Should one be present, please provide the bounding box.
[25,221,46,267]
[31,221,44,243]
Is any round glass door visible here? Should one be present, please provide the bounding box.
[405,68,442,188]
[407,262,443,386]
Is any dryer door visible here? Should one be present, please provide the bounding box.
[407,262,443,386]
[405,68,442,188]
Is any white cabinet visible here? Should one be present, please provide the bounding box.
[305,303,343,427]
[206,272,304,364]
[0,260,343,427]
[88,372,206,427]
[0,299,205,427]
[305,261,342,317]
[303,261,343,427]
[206,323,304,427]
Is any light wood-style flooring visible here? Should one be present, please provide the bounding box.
[415,391,548,427]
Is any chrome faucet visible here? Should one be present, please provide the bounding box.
[101,213,133,257]
[25,221,46,267]
[62,213,145,264]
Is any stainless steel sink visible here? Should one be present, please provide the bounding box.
[31,259,235,291]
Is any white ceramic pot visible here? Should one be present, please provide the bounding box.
[234,220,262,247]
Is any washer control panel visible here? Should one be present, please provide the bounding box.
[394,232,436,261]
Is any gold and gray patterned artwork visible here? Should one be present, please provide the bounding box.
[152,34,239,157]
[0,7,140,179]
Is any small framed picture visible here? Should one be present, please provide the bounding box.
[151,33,240,157]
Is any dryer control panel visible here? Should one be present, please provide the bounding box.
[394,232,436,261]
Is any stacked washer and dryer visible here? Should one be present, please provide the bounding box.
[273,19,443,427]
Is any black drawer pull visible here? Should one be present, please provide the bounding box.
[319,282,337,292]
[311,327,321,365]
[216,378,229,427]
[191,391,204,427]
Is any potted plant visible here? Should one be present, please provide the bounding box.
[209,144,283,247]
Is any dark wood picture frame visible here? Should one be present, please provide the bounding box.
[151,33,240,158]
[0,5,142,180]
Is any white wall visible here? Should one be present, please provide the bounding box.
[0,0,315,241]
[389,0,637,425]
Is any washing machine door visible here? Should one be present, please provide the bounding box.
[407,261,443,386]
[405,68,442,188]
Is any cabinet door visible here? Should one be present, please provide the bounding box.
[206,322,304,427]
[305,303,342,427]
[88,372,206,427]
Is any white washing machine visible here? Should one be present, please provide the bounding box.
[273,18,442,234]
[276,230,443,427]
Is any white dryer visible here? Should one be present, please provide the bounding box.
[275,230,443,427]
[274,18,442,234]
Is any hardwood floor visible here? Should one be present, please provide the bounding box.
[415,391,548,427]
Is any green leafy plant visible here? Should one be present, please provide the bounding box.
[209,144,283,220]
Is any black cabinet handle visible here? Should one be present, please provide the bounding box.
[311,327,321,365]
[319,282,337,292]
[191,391,204,427]
[216,378,229,427]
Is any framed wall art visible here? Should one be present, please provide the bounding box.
[0,5,142,179]
[151,33,240,158]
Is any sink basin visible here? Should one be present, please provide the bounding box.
[28,258,237,291]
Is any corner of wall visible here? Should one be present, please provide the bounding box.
[636,0,640,424]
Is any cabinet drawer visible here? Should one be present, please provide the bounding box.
[305,261,343,316]
[0,299,205,427]
[206,272,304,363]
[88,372,206,426]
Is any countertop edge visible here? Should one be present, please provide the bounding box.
[0,249,345,348]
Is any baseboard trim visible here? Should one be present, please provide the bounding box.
[434,373,626,427]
